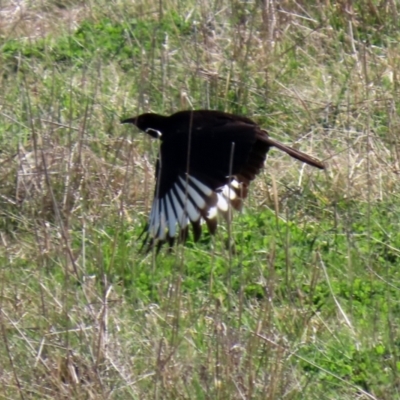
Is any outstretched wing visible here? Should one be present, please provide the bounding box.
[142,121,270,251]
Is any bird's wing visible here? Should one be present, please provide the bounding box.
[142,122,266,250]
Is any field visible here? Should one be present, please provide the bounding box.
[1,0,400,398]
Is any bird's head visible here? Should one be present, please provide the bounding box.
[121,113,166,139]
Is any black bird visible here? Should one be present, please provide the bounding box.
[122,110,324,250]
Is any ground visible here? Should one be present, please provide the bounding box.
[1,0,400,398]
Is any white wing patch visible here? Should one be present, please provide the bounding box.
[178,176,206,209]
[222,184,237,200]
[165,195,177,237]
[188,175,213,196]
[146,175,245,245]
[174,181,200,222]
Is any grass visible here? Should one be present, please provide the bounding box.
[1,0,400,398]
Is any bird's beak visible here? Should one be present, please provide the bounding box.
[121,117,137,124]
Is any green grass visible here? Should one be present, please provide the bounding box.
[1,0,400,398]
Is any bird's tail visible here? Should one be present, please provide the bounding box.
[257,130,325,169]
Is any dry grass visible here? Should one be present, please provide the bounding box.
[0,0,88,39]
[1,0,400,399]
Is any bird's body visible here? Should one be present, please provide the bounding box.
[122,110,324,250]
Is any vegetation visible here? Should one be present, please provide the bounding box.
[1,0,400,398]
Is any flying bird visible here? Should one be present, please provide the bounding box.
[122,110,324,251]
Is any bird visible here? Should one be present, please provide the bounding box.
[122,110,324,251]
